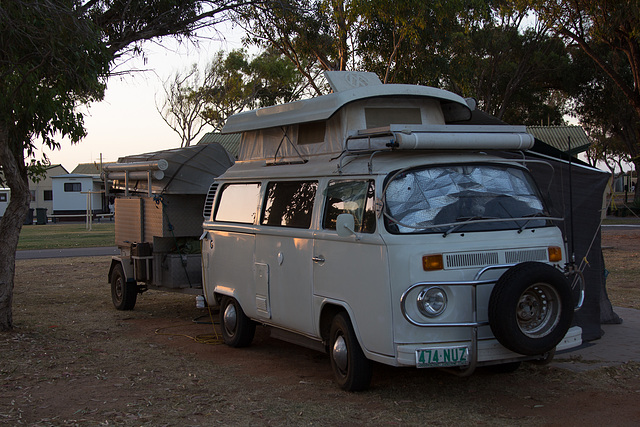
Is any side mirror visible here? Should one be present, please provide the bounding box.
[336,213,358,239]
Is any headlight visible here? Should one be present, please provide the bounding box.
[417,287,447,317]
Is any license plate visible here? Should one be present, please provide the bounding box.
[416,346,469,368]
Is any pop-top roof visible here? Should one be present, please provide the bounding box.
[222,72,472,134]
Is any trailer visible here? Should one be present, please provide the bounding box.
[104,142,234,309]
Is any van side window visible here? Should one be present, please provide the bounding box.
[262,181,318,228]
[214,183,261,224]
[323,180,376,233]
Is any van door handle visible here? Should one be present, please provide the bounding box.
[312,256,325,264]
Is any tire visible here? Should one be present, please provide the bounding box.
[329,312,372,392]
[111,263,137,310]
[220,296,256,348]
[488,262,573,356]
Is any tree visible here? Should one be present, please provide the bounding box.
[198,49,307,131]
[530,0,640,200]
[240,0,571,125]
[157,64,210,147]
[357,0,487,85]
[565,44,637,175]
[358,2,571,124]
[237,0,360,94]
[0,0,255,331]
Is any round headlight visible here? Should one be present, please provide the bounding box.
[417,287,448,318]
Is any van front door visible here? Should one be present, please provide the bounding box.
[312,180,394,356]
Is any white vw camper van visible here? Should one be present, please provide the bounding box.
[201,72,582,391]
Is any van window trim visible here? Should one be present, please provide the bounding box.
[260,180,319,229]
[213,181,262,225]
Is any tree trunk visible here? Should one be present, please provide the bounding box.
[634,159,640,204]
[0,123,30,331]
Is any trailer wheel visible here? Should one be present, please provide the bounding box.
[489,262,573,356]
[329,312,372,392]
[111,263,137,310]
[220,297,255,347]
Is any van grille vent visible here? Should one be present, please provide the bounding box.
[505,248,547,263]
[202,182,219,220]
[446,252,499,268]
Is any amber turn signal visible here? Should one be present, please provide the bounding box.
[422,254,444,271]
[548,246,562,262]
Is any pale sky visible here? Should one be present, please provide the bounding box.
[41,25,245,173]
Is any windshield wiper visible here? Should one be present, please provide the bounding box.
[443,216,497,237]
[517,212,550,233]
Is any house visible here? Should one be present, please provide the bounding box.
[28,164,69,214]
[51,173,105,217]
[0,187,9,217]
[0,164,68,222]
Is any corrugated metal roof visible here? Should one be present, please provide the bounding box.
[526,126,591,155]
[72,163,103,175]
[108,142,234,195]
[196,132,241,158]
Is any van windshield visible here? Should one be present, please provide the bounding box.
[384,164,550,234]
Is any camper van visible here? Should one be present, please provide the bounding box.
[200,72,582,391]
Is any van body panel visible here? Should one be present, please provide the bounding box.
[255,229,315,334]
[206,229,256,311]
[312,230,393,356]
[383,227,565,345]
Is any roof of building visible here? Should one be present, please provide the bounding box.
[72,163,103,175]
[196,132,242,157]
[52,173,98,179]
[526,126,591,155]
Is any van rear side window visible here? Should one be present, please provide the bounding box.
[262,181,318,228]
[214,183,261,224]
[323,180,376,233]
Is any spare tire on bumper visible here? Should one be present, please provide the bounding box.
[488,262,573,356]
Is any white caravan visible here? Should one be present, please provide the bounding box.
[201,72,582,391]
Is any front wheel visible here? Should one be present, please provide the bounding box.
[329,312,372,392]
[489,262,573,356]
[111,263,137,310]
[220,296,255,347]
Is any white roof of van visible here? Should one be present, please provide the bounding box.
[222,83,472,134]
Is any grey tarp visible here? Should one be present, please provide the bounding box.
[111,143,234,195]
[525,142,614,341]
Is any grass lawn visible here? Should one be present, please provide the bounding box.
[18,222,115,250]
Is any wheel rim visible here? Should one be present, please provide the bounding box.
[332,334,348,373]
[516,282,561,338]
[223,303,238,337]
[114,276,123,303]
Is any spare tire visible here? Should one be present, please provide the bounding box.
[488,262,573,356]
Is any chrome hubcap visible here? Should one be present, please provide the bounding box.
[332,335,348,372]
[223,303,237,335]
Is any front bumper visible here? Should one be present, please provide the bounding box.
[396,325,582,368]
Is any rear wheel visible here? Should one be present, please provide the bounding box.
[329,312,372,392]
[220,296,255,347]
[111,263,137,310]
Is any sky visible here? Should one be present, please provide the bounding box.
[41,25,245,173]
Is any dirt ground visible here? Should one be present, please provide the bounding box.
[2,229,639,425]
